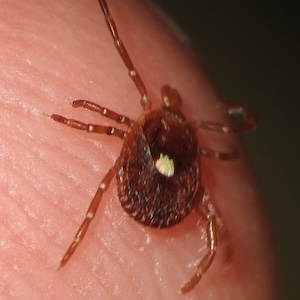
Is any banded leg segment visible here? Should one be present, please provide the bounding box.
[72,100,134,127]
[98,0,151,111]
[51,114,127,139]
[194,103,257,161]
[199,147,238,161]
[191,103,257,133]
[181,213,218,294]
[59,166,116,268]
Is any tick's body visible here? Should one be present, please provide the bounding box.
[118,106,199,228]
[51,0,257,294]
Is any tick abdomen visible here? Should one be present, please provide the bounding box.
[117,109,200,228]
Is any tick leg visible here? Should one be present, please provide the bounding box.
[191,104,257,133]
[199,147,238,161]
[161,85,182,109]
[72,100,134,127]
[51,114,127,139]
[181,214,218,294]
[98,0,151,111]
[59,166,116,269]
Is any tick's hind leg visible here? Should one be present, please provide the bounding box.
[59,166,116,268]
[51,114,127,139]
[181,209,218,294]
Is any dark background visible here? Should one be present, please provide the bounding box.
[152,0,299,299]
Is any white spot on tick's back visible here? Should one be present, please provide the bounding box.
[155,153,175,177]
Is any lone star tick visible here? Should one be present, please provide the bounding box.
[51,0,257,294]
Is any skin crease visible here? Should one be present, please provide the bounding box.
[0,0,278,299]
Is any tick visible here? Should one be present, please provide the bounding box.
[51,0,257,294]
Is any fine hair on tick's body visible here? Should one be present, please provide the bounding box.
[51,0,257,294]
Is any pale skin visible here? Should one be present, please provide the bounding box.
[0,0,278,299]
